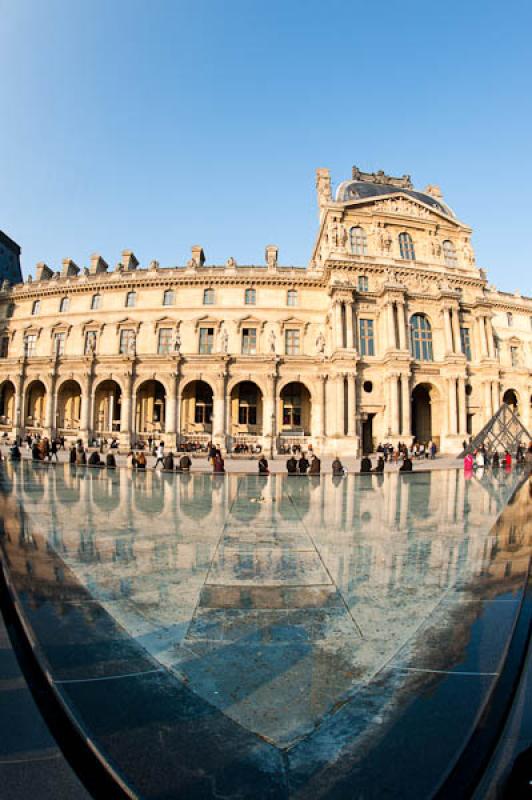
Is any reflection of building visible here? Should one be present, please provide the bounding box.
[0,168,530,453]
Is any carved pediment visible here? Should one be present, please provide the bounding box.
[347,193,461,226]
[280,316,309,332]
[194,315,221,331]
[236,315,266,332]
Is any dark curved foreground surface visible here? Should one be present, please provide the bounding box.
[0,462,530,799]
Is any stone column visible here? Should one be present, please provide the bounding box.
[14,371,24,435]
[212,373,226,445]
[442,308,453,353]
[484,382,493,421]
[165,372,178,436]
[345,302,354,349]
[448,377,458,435]
[387,303,396,350]
[388,373,399,435]
[347,373,356,437]
[478,316,488,357]
[120,371,133,446]
[486,317,495,359]
[401,373,411,437]
[335,374,345,437]
[263,372,276,455]
[457,376,467,435]
[397,302,407,350]
[334,302,343,349]
[451,308,461,354]
[80,373,93,442]
[44,372,56,435]
[313,373,327,441]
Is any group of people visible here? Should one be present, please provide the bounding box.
[232,442,262,454]
[285,452,321,475]
[376,439,437,463]
[464,442,532,471]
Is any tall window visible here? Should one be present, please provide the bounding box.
[24,334,37,357]
[510,346,519,367]
[54,333,65,356]
[282,390,302,427]
[59,297,70,313]
[442,240,457,267]
[203,288,215,305]
[507,312,513,327]
[350,226,368,255]
[6,303,14,318]
[91,294,102,310]
[460,327,472,360]
[285,329,300,355]
[158,328,172,354]
[199,327,214,354]
[244,288,256,305]
[126,291,136,308]
[358,275,369,292]
[0,337,9,358]
[163,289,175,306]
[359,319,375,356]
[238,384,257,425]
[84,331,97,354]
[410,314,433,361]
[32,300,41,315]
[119,329,135,354]
[399,232,416,260]
[194,384,212,424]
[242,328,257,355]
[287,289,298,307]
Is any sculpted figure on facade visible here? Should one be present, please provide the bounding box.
[268,329,277,354]
[127,332,136,357]
[220,327,229,353]
[173,329,181,354]
[315,330,326,354]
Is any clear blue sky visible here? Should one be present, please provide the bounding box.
[1,0,531,293]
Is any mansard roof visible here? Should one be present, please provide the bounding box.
[335,180,455,218]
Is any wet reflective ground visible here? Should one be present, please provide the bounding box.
[0,463,530,798]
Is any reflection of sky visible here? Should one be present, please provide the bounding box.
[1,462,529,750]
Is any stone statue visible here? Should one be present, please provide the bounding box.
[328,220,339,248]
[462,238,475,265]
[173,329,181,354]
[220,328,229,353]
[268,329,277,354]
[379,229,393,252]
[87,334,96,353]
[315,331,326,354]
[226,257,237,268]
[127,332,136,357]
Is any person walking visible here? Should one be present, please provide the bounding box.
[50,439,59,463]
[213,450,225,473]
[155,441,165,468]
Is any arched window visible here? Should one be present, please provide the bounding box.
[399,232,416,261]
[349,226,368,256]
[59,297,70,313]
[125,291,136,308]
[442,240,457,267]
[244,288,256,305]
[287,289,298,307]
[6,303,14,318]
[203,288,215,305]
[507,312,513,327]
[91,294,101,310]
[163,289,175,306]
[410,314,433,361]
[31,300,41,316]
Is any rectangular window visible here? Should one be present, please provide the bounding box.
[199,327,214,354]
[460,327,472,360]
[359,319,375,356]
[285,329,300,355]
[287,290,297,306]
[54,332,65,356]
[119,329,135,354]
[510,346,519,367]
[24,334,37,357]
[358,275,369,292]
[0,337,8,358]
[238,404,257,425]
[241,327,257,355]
[158,328,172,354]
[84,331,97,354]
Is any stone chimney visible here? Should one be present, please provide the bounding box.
[35,262,54,281]
[265,245,278,270]
[121,250,139,271]
[191,245,205,267]
[61,258,80,278]
[89,254,109,275]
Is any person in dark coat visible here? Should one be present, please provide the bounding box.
[258,456,269,474]
[9,444,21,461]
[360,455,372,473]
[286,456,298,474]
[106,453,116,468]
[373,456,385,473]
[400,456,413,472]
[332,457,344,476]
[298,454,310,474]
[179,454,192,472]
[163,452,174,471]
[88,451,103,466]
[31,443,42,461]
[309,455,321,474]
[69,445,77,464]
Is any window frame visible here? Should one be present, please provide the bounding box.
[163,289,175,307]
[241,327,257,355]
[91,294,102,310]
[358,275,369,292]
[84,330,97,355]
[31,300,41,316]
[350,226,368,256]
[442,240,457,267]
[287,289,298,307]
[125,291,136,308]
[199,327,214,354]
[24,334,37,357]
[399,232,416,261]
[157,327,173,354]
[460,326,472,361]
[244,288,256,306]
[359,318,375,357]
[119,329,135,354]
[285,328,301,355]
[203,288,215,306]
[410,314,433,361]
[54,332,65,356]
[59,297,70,313]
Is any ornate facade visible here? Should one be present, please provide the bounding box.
[0,166,530,454]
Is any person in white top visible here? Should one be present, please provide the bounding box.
[475,450,485,468]
[155,441,165,468]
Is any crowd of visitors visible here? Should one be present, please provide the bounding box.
[464,442,532,472]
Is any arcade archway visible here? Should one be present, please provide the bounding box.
[279,382,311,434]
[0,380,15,427]
[180,380,213,437]
[57,380,82,432]
[135,380,166,438]
[94,380,122,436]
[411,383,440,444]
[230,381,263,436]
[25,380,47,430]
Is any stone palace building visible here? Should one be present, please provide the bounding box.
[0,166,530,455]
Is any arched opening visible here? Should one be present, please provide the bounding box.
[25,380,47,430]
[230,381,263,449]
[94,380,122,436]
[57,380,82,432]
[503,389,518,410]
[180,380,213,444]
[280,382,311,434]
[0,380,16,428]
[411,383,438,444]
[135,380,166,438]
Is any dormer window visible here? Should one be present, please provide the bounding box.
[399,232,415,261]
[203,288,215,305]
[126,291,136,308]
[163,289,175,306]
[245,288,256,305]
[59,297,70,313]
[442,240,457,267]
[32,300,41,316]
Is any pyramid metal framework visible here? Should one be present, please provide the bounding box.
[459,403,531,457]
